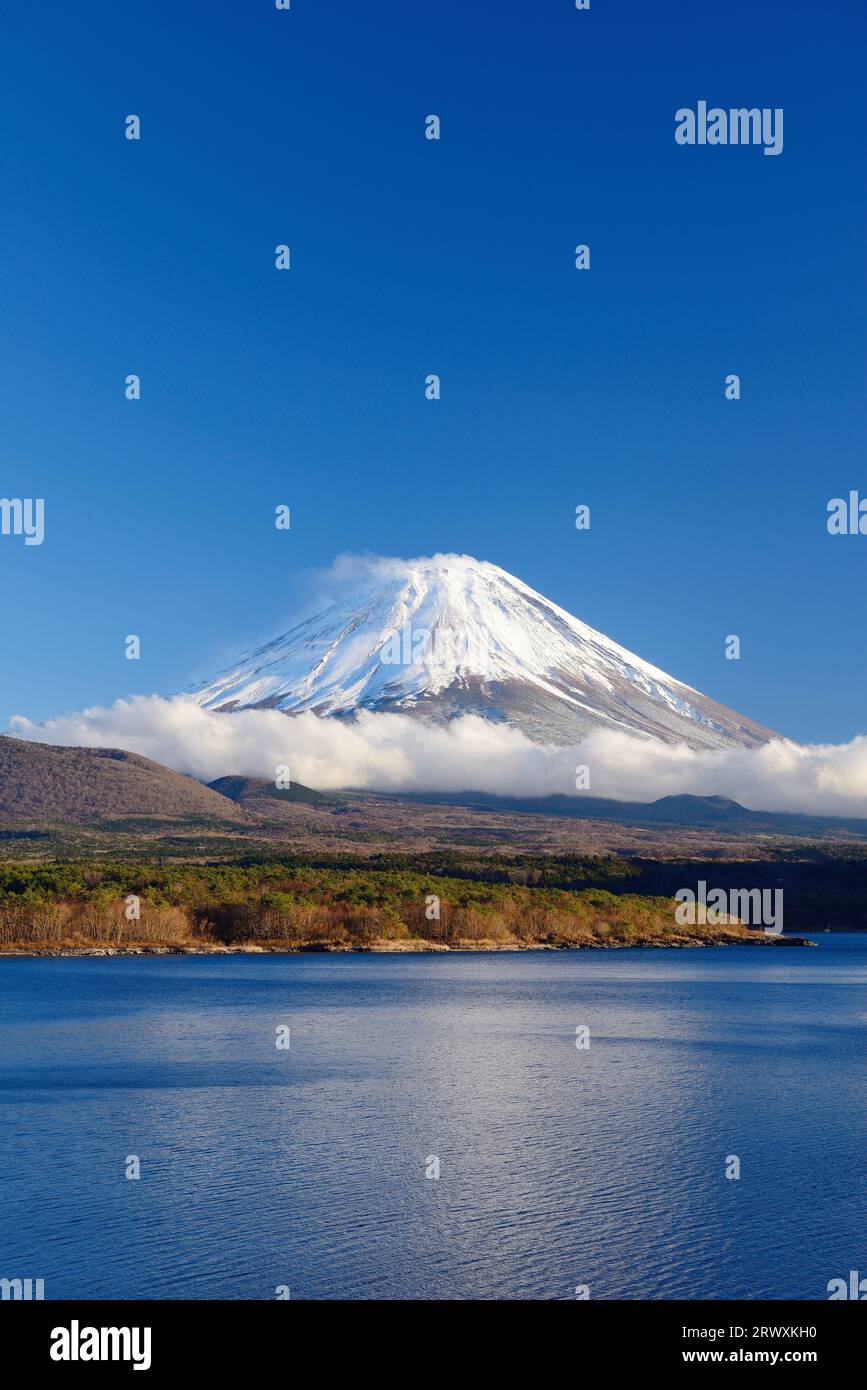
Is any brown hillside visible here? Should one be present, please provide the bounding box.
[0,737,249,825]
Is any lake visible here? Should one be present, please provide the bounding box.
[1,937,865,1300]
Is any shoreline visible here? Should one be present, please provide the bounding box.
[0,936,817,957]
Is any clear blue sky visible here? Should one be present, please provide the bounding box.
[1,0,864,743]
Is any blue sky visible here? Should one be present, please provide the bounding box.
[1,0,864,743]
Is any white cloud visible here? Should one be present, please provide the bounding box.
[8,695,867,817]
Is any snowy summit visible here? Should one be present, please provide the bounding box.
[187,555,776,750]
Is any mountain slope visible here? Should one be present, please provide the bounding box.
[209,775,334,807]
[389,789,866,835]
[187,555,777,750]
[0,737,249,826]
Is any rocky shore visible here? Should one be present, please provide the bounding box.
[0,934,816,957]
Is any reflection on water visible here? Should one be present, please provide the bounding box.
[0,937,864,1300]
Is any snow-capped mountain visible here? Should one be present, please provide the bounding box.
[187,555,776,749]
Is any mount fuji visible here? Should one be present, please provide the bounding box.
[187,555,777,750]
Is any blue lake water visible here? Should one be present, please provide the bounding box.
[0,937,865,1300]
